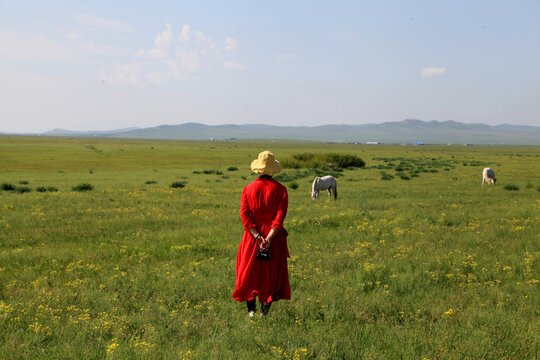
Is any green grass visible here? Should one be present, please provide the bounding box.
[0,136,539,359]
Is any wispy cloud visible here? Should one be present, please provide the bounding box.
[421,67,446,78]
[0,21,130,62]
[0,31,78,61]
[73,13,134,33]
[276,53,296,61]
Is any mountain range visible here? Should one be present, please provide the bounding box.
[37,119,540,145]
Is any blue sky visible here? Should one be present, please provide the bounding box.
[1,0,539,132]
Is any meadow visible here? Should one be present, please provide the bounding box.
[0,135,538,359]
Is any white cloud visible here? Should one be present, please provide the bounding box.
[128,23,246,84]
[139,48,167,60]
[224,61,248,71]
[224,37,238,51]
[176,25,220,72]
[73,13,134,33]
[155,23,173,48]
[277,53,296,61]
[179,24,192,43]
[176,49,203,72]
[136,23,173,59]
[421,67,447,78]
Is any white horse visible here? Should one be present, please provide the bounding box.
[311,176,337,200]
[482,167,496,185]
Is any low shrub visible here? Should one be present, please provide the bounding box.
[227,166,238,171]
[380,171,394,181]
[397,173,411,180]
[274,173,300,183]
[292,153,315,162]
[145,180,157,184]
[36,186,47,192]
[170,181,187,188]
[72,183,94,192]
[325,153,365,168]
[274,168,343,183]
[47,187,58,192]
[468,161,486,166]
[504,184,519,191]
[289,182,299,190]
[281,152,365,170]
[19,180,29,184]
[202,170,215,174]
[16,186,32,193]
[1,183,15,191]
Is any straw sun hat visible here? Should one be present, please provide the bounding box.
[250,151,282,175]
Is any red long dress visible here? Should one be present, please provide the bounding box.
[233,177,291,303]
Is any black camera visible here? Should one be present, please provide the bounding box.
[256,249,271,260]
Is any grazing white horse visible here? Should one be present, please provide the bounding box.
[311,176,337,200]
[482,167,496,185]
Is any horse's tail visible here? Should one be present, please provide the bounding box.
[334,182,337,199]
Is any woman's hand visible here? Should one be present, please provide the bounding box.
[249,227,265,248]
[260,237,271,250]
[256,235,266,249]
[261,228,278,250]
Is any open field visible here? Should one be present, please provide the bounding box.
[0,136,539,359]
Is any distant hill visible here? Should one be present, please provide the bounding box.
[36,120,540,145]
[42,127,140,136]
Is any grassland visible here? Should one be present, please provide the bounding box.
[0,136,539,359]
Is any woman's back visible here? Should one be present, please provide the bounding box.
[242,177,287,223]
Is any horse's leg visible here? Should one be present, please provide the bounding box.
[327,188,332,199]
[333,184,337,199]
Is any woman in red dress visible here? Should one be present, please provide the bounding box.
[233,151,291,317]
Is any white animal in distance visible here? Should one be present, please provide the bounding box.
[482,167,496,185]
[311,176,337,200]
